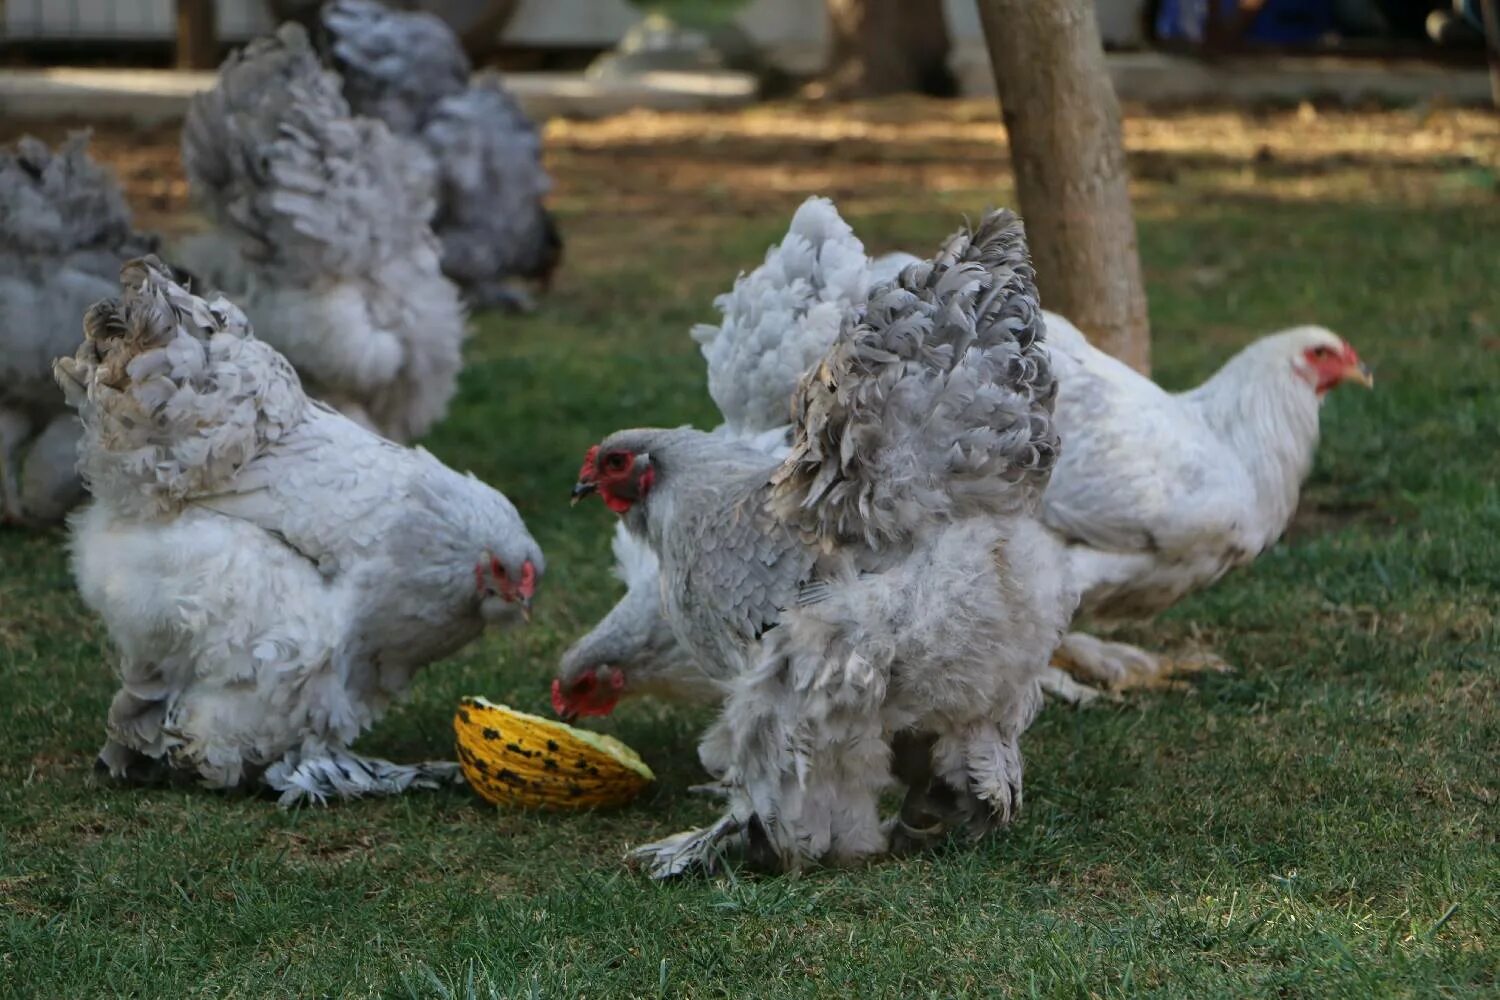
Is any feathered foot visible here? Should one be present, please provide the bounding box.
[1053,632,1233,694]
[1038,666,1108,705]
[626,814,742,880]
[265,746,464,808]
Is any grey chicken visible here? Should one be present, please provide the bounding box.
[572,210,1076,876]
[319,0,562,310]
[180,23,466,443]
[58,257,541,805]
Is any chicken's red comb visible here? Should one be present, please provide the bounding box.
[578,445,600,482]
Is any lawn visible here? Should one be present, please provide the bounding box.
[1,100,1497,998]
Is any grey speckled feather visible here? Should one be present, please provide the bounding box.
[320,0,470,136]
[180,23,466,443]
[772,210,1057,549]
[315,1,560,307]
[54,256,305,518]
[182,23,436,284]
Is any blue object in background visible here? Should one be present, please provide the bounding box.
[1156,0,1339,44]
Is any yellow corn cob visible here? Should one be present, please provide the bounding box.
[453,696,654,810]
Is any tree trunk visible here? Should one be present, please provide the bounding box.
[1480,0,1500,111]
[820,0,952,100]
[175,0,219,70]
[976,0,1151,373]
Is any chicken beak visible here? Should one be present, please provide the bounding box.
[1347,361,1374,389]
[519,598,532,623]
[570,481,597,505]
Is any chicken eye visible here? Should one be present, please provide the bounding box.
[603,453,628,472]
[1312,346,1332,358]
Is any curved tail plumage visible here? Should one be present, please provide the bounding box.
[772,209,1057,548]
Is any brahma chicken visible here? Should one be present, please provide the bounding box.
[1041,313,1372,690]
[180,23,466,443]
[555,196,900,716]
[0,134,156,524]
[57,257,541,805]
[572,210,1075,876]
[318,0,562,311]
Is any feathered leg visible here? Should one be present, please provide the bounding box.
[629,634,891,879]
[1053,631,1232,693]
[264,742,463,808]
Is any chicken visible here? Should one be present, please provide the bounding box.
[56,257,542,805]
[318,0,562,311]
[555,196,892,715]
[1040,313,1372,690]
[572,210,1074,876]
[180,23,466,443]
[0,134,156,524]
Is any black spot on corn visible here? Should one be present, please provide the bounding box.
[568,783,583,798]
[575,757,590,771]
[546,740,559,752]
[497,768,524,786]
[505,742,533,758]
[587,766,600,777]
[543,758,559,771]
[482,728,501,741]
[458,709,471,724]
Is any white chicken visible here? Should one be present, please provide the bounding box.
[572,210,1075,876]
[554,196,896,716]
[1040,313,1372,689]
[318,0,562,310]
[0,134,156,524]
[179,23,466,443]
[57,257,542,805]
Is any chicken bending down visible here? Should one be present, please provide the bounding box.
[555,196,900,715]
[318,0,562,310]
[57,257,542,806]
[0,135,157,524]
[1041,314,1372,691]
[573,210,1075,876]
[180,23,466,443]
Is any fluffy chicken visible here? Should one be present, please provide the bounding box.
[318,0,562,310]
[555,196,900,715]
[1040,313,1372,689]
[180,23,466,443]
[0,134,156,524]
[572,210,1074,876]
[57,257,541,805]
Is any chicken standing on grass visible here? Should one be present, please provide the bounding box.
[573,210,1076,876]
[179,23,466,443]
[58,257,542,806]
[318,0,563,311]
[0,135,158,525]
[1041,314,1373,690]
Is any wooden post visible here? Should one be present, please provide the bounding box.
[975,0,1151,372]
[1481,0,1500,111]
[175,0,219,71]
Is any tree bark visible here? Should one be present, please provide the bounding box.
[976,0,1151,372]
[820,0,952,100]
[175,0,219,70]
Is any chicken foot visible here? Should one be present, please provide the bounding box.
[264,744,463,808]
[1052,631,1233,694]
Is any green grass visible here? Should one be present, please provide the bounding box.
[2,107,1498,997]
